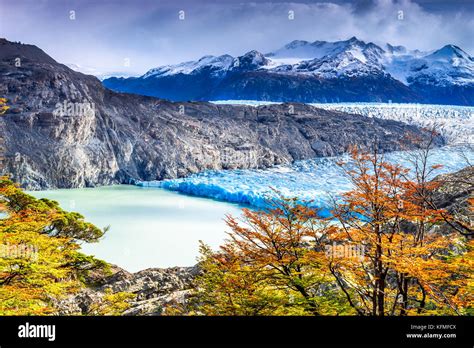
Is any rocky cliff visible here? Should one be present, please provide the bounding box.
[431,166,474,235]
[0,39,443,189]
[56,266,198,315]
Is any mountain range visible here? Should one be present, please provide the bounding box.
[0,38,438,189]
[103,37,474,105]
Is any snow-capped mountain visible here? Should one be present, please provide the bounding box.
[267,37,385,70]
[103,37,474,105]
[381,44,474,87]
[270,40,386,79]
[142,54,235,78]
[265,37,474,85]
[142,50,270,79]
[404,45,474,86]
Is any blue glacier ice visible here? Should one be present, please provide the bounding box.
[137,146,474,210]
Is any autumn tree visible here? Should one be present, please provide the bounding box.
[324,146,471,315]
[189,146,472,316]
[401,129,474,237]
[0,176,116,315]
[187,197,353,316]
[181,242,292,316]
[86,289,135,315]
[0,98,8,115]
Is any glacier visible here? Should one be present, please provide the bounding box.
[137,146,474,211]
[212,101,474,145]
[309,102,474,145]
[138,102,473,210]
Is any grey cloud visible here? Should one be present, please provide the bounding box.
[0,0,472,74]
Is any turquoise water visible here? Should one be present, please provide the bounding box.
[30,185,242,272]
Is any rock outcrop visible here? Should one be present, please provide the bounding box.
[431,166,474,235]
[0,39,444,189]
[57,266,198,316]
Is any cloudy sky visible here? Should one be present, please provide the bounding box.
[0,0,473,75]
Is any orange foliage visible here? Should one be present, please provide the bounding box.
[205,146,473,316]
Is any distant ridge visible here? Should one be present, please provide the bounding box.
[103,37,474,105]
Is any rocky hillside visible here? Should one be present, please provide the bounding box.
[0,39,443,189]
[431,166,473,235]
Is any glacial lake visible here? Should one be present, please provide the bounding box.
[28,147,474,273]
[30,185,242,272]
